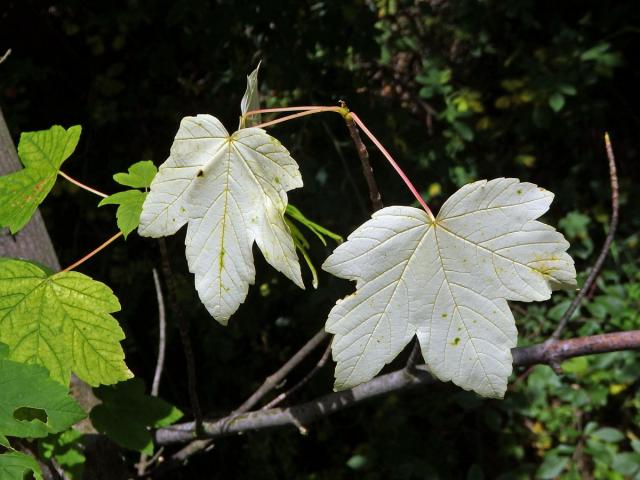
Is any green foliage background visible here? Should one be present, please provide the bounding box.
[2,0,640,478]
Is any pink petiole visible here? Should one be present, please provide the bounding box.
[245,105,434,220]
[348,112,434,220]
[61,231,123,273]
[249,106,347,130]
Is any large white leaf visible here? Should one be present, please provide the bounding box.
[322,178,576,398]
[139,115,304,324]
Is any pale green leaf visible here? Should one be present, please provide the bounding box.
[0,345,85,438]
[323,178,576,398]
[0,258,132,386]
[0,125,81,233]
[0,451,42,480]
[613,452,640,476]
[287,219,319,289]
[99,190,147,239]
[591,427,625,443]
[285,204,343,289]
[138,115,304,324]
[286,204,343,246]
[536,454,569,479]
[549,93,565,112]
[346,454,367,470]
[90,378,182,454]
[112,160,157,188]
[240,62,261,128]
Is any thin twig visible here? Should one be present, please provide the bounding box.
[151,268,167,396]
[137,446,165,477]
[234,328,330,414]
[58,171,108,198]
[165,328,331,469]
[320,120,368,216]
[60,231,122,273]
[344,112,384,211]
[262,341,333,410]
[0,48,11,65]
[549,132,619,341]
[158,238,203,435]
[147,439,212,477]
[15,439,66,480]
[153,330,640,448]
[137,269,167,476]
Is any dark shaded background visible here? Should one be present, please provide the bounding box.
[2,1,640,478]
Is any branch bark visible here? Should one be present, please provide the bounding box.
[344,112,384,212]
[234,328,330,414]
[262,340,333,410]
[151,268,167,397]
[154,330,640,447]
[513,330,640,366]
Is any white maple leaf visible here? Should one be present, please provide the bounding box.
[138,114,304,324]
[322,178,576,398]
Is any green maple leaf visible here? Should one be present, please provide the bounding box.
[112,160,157,188]
[99,190,147,239]
[90,378,182,454]
[0,258,132,386]
[0,344,85,439]
[0,125,81,234]
[99,161,157,238]
[0,451,42,480]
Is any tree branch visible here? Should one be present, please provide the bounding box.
[549,133,619,340]
[137,268,168,476]
[262,340,333,410]
[160,328,330,470]
[320,120,368,216]
[151,268,167,397]
[513,330,640,367]
[0,49,11,66]
[154,330,640,447]
[344,111,384,212]
[155,366,433,447]
[234,328,330,414]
